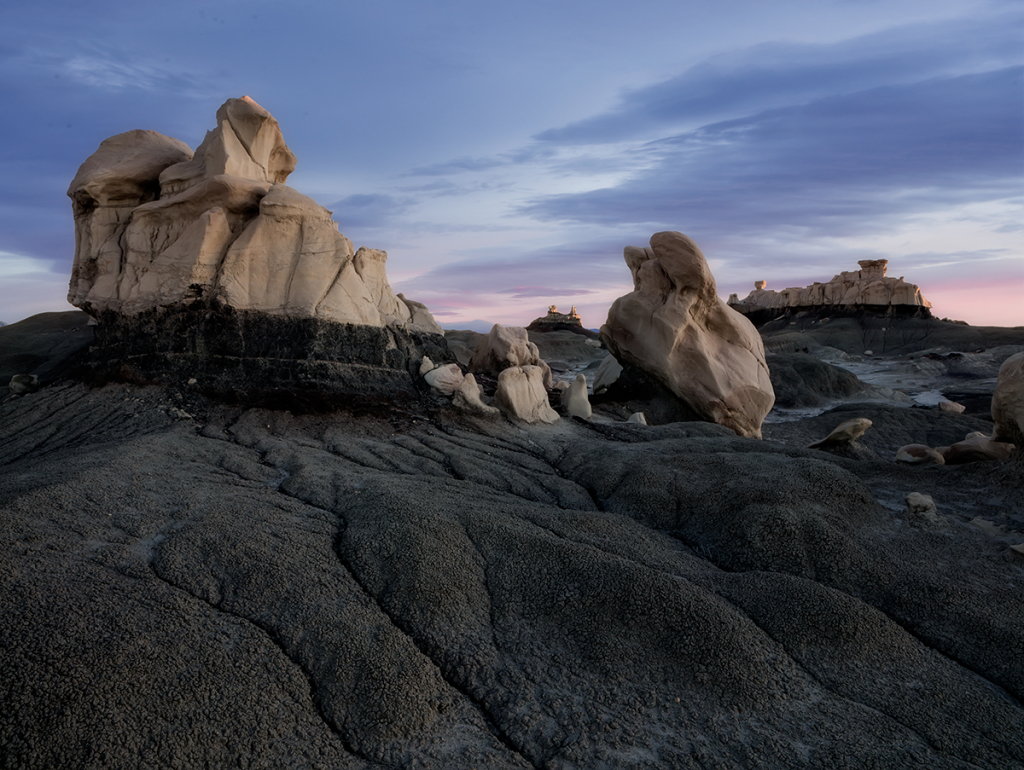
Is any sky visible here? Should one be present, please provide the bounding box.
[1,0,1021,330]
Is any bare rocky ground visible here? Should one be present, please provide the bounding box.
[1,314,1023,769]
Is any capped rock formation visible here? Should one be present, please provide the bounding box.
[600,232,775,438]
[68,96,439,334]
[728,259,931,315]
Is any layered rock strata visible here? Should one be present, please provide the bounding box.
[600,231,775,438]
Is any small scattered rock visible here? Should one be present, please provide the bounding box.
[968,517,1005,536]
[627,412,648,425]
[808,417,872,449]
[452,373,499,415]
[938,399,965,414]
[895,444,945,465]
[8,374,40,396]
[1008,543,1024,565]
[905,492,944,527]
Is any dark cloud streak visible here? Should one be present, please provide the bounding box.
[520,68,1024,237]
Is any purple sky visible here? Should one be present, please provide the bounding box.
[1,0,1021,330]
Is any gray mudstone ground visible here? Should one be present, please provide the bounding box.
[2,315,1024,769]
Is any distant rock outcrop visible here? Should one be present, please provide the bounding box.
[68,96,440,334]
[526,304,593,335]
[600,231,775,438]
[728,260,932,317]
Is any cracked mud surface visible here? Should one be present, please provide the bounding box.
[2,382,1023,769]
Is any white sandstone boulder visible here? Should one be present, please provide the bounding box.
[469,324,553,388]
[600,231,774,438]
[563,374,592,420]
[494,366,559,424]
[991,351,1024,447]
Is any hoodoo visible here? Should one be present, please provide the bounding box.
[66,96,450,403]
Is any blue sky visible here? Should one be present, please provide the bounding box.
[1,0,1021,328]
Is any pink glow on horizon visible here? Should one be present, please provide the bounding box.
[922,277,1024,328]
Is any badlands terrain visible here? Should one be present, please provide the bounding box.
[1,96,1023,769]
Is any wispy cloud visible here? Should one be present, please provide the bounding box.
[535,11,1024,145]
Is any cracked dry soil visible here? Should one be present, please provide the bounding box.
[1,381,1022,769]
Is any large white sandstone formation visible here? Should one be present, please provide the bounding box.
[728,260,931,311]
[68,96,440,334]
[600,232,775,438]
[991,352,1024,447]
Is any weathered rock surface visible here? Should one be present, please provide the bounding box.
[67,96,439,333]
[469,324,553,388]
[2,378,1023,768]
[992,351,1024,447]
[84,303,452,408]
[600,232,774,438]
[767,353,867,408]
[493,365,558,423]
[729,259,931,313]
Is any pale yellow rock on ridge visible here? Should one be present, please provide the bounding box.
[600,231,774,438]
[732,259,932,311]
[67,96,440,333]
